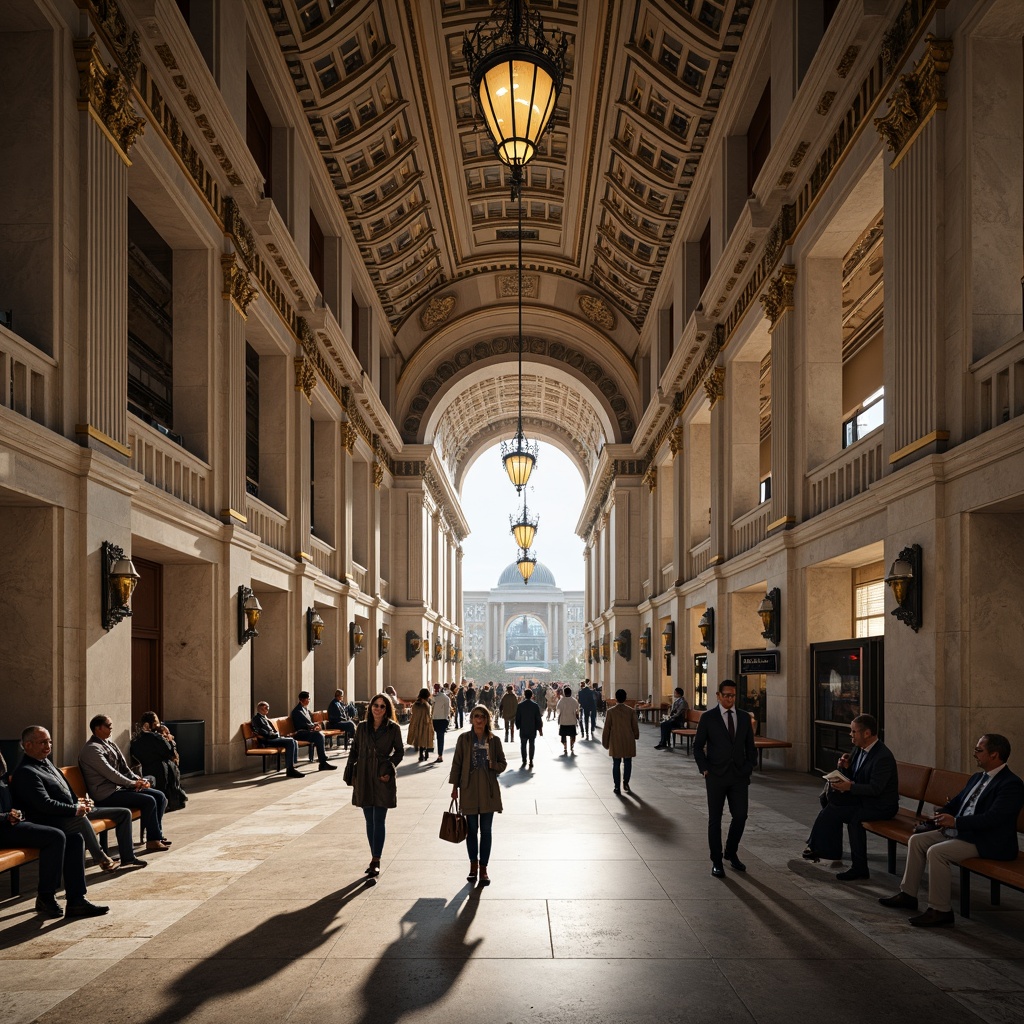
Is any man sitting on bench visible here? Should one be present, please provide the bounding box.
[654,688,690,749]
[291,692,337,771]
[327,689,357,741]
[251,702,304,779]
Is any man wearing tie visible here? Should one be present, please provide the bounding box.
[803,714,898,880]
[693,680,757,878]
[879,733,1024,927]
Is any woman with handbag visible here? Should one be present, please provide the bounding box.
[449,704,506,885]
[346,693,404,877]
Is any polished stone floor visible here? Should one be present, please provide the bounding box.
[2,720,1024,1024]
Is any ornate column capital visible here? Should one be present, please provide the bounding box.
[294,357,316,403]
[668,425,685,458]
[340,421,358,454]
[74,36,145,163]
[643,466,657,492]
[874,35,953,166]
[221,253,258,318]
[759,265,797,329]
[703,366,726,409]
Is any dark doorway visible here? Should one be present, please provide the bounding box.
[131,557,163,722]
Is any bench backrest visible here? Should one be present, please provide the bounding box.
[895,761,932,802]
[923,769,972,809]
[685,709,703,726]
[276,716,296,738]
[60,765,87,799]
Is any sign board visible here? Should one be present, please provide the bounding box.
[736,649,781,675]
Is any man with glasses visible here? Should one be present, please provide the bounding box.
[879,734,1024,927]
[79,716,171,852]
[291,691,337,770]
[251,702,304,778]
[693,680,757,878]
[802,713,897,880]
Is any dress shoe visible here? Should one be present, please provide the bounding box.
[711,863,726,878]
[99,859,120,873]
[623,784,632,794]
[146,840,171,852]
[613,787,621,795]
[286,767,304,778]
[909,907,955,928]
[121,858,147,869]
[654,743,668,750]
[879,891,919,910]
[727,856,746,872]
[521,762,527,770]
[35,896,63,919]
[801,846,820,862]
[528,761,533,768]
[318,761,338,771]
[836,868,870,881]
[66,899,109,917]
[434,757,443,763]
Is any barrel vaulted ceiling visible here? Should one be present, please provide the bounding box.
[264,0,753,485]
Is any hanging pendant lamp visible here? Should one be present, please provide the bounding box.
[510,493,539,551]
[517,547,537,583]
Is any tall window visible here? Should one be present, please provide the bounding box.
[246,76,273,200]
[245,344,260,497]
[698,218,711,294]
[854,579,885,637]
[843,386,884,448]
[309,209,325,295]
[747,80,771,194]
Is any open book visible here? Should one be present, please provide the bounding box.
[821,769,848,784]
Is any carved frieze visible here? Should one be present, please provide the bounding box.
[703,367,726,409]
[836,45,860,79]
[578,294,616,330]
[497,273,539,300]
[75,37,145,161]
[340,421,358,454]
[874,36,953,163]
[294,357,316,403]
[759,265,797,329]
[220,253,258,318]
[816,91,836,116]
[668,426,685,458]
[420,294,456,331]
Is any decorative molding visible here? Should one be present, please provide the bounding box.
[815,91,836,116]
[888,429,950,464]
[578,294,616,330]
[874,36,953,165]
[339,421,358,454]
[703,366,726,408]
[790,141,810,167]
[75,423,132,457]
[668,426,685,458]
[74,37,145,162]
[643,466,657,492]
[294,357,316,403]
[836,45,860,78]
[760,265,797,328]
[373,460,385,489]
[220,253,258,318]
[497,273,539,299]
[419,294,456,330]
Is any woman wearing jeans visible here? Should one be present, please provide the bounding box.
[450,704,506,885]
[346,694,404,878]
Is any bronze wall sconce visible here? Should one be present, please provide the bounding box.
[661,621,675,656]
[238,585,262,646]
[379,627,390,657]
[885,544,922,632]
[600,635,610,661]
[434,636,443,661]
[102,541,140,631]
[614,629,631,661]
[638,626,651,658]
[698,607,715,652]
[406,630,422,661]
[307,607,325,651]
[758,588,780,646]
[350,621,365,656]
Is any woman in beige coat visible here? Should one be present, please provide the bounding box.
[601,688,640,795]
[406,688,434,761]
[449,704,506,885]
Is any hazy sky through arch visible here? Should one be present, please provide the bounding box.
[459,443,586,592]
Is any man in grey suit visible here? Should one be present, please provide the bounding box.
[693,679,757,878]
[803,713,898,880]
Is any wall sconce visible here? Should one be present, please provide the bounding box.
[698,607,715,653]
[758,588,781,646]
[406,630,422,661]
[307,607,325,651]
[238,585,262,646]
[456,646,463,664]
[638,626,651,658]
[434,636,443,661]
[424,631,431,661]
[885,544,922,632]
[661,621,675,656]
[614,629,631,661]
[378,627,390,658]
[102,541,140,631]
[599,635,610,661]
[350,621,365,656]
[447,641,455,663]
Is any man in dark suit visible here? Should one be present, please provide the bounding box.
[514,688,544,770]
[291,691,337,770]
[252,702,304,778]
[804,713,898,880]
[693,679,757,877]
[9,727,108,918]
[879,733,1024,927]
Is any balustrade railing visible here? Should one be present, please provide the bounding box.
[971,330,1024,437]
[309,536,335,578]
[128,416,211,514]
[245,494,289,554]
[806,431,884,518]
[731,502,771,557]
[0,326,56,430]
[689,537,711,578]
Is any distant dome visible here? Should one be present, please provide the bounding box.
[497,561,557,587]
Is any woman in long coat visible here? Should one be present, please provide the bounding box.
[449,704,506,886]
[130,712,188,811]
[601,688,640,795]
[347,694,404,877]
[406,688,434,761]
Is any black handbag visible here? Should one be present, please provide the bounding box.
[439,798,468,843]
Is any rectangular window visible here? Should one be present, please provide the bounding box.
[854,579,885,637]
[842,386,884,448]
[699,218,712,294]
[309,209,325,295]
[245,343,260,496]
[759,475,772,504]
[747,79,772,194]
[246,76,273,199]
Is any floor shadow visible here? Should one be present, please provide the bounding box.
[351,888,483,1024]
[612,790,682,841]
[139,877,375,1024]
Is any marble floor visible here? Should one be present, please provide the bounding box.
[2,720,1024,1024]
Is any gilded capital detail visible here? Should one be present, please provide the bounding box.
[643,466,657,492]
[340,422,358,454]
[668,426,685,458]
[221,253,258,318]
[75,37,145,162]
[759,265,796,329]
[294,357,316,403]
[703,366,726,409]
[874,36,953,165]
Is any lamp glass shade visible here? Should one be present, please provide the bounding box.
[638,633,649,655]
[310,611,325,643]
[512,518,537,550]
[890,578,910,606]
[517,552,536,581]
[502,444,536,491]
[757,596,774,633]
[244,594,262,632]
[380,630,390,653]
[352,624,365,648]
[110,557,140,605]
[698,613,710,642]
[476,54,558,168]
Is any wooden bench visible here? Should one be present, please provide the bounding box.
[863,766,971,873]
[670,709,703,753]
[242,712,345,772]
[635,702,668,724]
[313,710,348,750]
[1,846,39,897]
[959,808,1024,917]
[241,722,288,773]
[670,710,792,769]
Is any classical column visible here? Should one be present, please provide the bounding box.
[669,425,686,584]
[874,36,953,465]
[74,37,145,458]
[761,265,797,532]
[705,362,727,565]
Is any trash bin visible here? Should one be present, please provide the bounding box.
[162,719,205,777]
